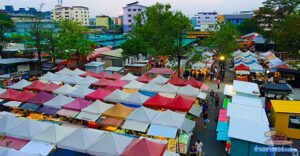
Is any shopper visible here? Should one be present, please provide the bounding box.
[190,145,198,156]
[202,112,209,128]
[195,140,204,156]
[215,94,220,110]
[217,78,221,89]
[209,90,215,104]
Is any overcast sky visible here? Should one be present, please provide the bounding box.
[0,0,264,17]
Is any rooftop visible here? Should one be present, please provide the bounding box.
[271,100,300,114]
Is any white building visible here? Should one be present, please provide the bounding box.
[194,12,218,31]
[123,2,147,33]
[52,5,90,26]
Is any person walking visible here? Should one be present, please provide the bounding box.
[215,94,220,110]
[195,140,204,156]
[190,145,198,156]
[209,90,215,104]
[202,111,209,128]
[217,78,221,89]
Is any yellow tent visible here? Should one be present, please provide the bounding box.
[102,104,134,119]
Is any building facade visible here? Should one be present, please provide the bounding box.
[52,5,90,26]
[15,20,55,33]
[96,15,111,29]
[193,12,218,31]
[223,11,253,25]
[4,5,51,19]
[122,2,147,33]
[113,16,123,25]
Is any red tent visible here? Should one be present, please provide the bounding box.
[24,80,47,91]
[234,64,249,71]
[106,79,128,91]
[148,68,176,75]
[26,91,55,105]
[167,76,186,86]
[184,77,203,88]
[10,90,36,102]
[167,95,194,112]
[92,78,114,87]
[143,94,172,109]
[110,72,122,80]
[277,63,291,69]
[95,71,110,79]
[40,82,61,93]
[85,88,112,101]
[0,89,21,100]
[80,70,98,77]
[121,138,166,156]
[137,74,153,83]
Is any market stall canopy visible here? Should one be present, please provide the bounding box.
[0,114,24,135]
[264,83,293,95]
[39,72,57,81]
[43,94,74,109]
[3,101,22,108]
[72,68,86,76]
[110,72,122,80]
[32,124,77,144]
[192,62,206,70]
[234,64,249,71]
[167,76,186,86]
[53,84,78,95]
[184,78,203,88]
[271,100,300,114]
[24,80,47,91]
[57,128,106,153]
[87,132,134,156]
[180,118,196,132]
[40,82,61,93]
[143,94,172,109]
[38,106,60,115]
[102,104,134,119]
[104,89,130,103]
[57,109,79,118]
[56,68,74,75]
[20,141,55,156]
[233,80,260,96]
[148,68,176,75]
[0,147,39,156]
[227,102,268,122]
[151,110,185,128]
[100,117,123,127]
[126,106,158,123]
[68,86,94,98]
[27,91,55,105]
[122,92,150,108]
[92,78,114,87]
[147,124,177,139]
[77,76,99,85]
[189,105,202,117]
[106,79,128,90]
[0,88,6,94]
[6,119,51,140]
[85,88,111,101]
[7,79,32,90]
[76,100,113,121]
[123,80,145,90]
[167,96,194,112]
[121,73,138,82]
[121,138,166,156]
[149,75,169,84]
[139,83,161,93]
[158,83,180,94]
[177,85,200,97]
[95,71,110,79]
[0,89,21,100]
[19,103,41,111]
[51,74,70,83]
[224,84,234,96]
[10,90,36,102]
[137,74,153,83]
[197,91,207,100]
[80,70,98,78]
[249,64,265,73]
[62,75,84,84]
[62,98,92,112]
[232,94,262,108]
[121,120,150,132]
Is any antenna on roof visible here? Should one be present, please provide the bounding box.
[57,0,63,6]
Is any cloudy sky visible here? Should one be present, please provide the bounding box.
[0,0,264,17]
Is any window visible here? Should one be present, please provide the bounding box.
[205,16,209,19]
[133,9,136,11]
[138,9,141,11]
[289,116,300,129]
[128,14,132,17]
[128,9,131,11]
[128,19,132,23]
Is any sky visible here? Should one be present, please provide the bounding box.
[0,0,264,18]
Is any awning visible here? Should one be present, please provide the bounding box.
[180,118,195,132]
[122,120,149,132]
[3,101,22,108]
[76,112,101,121]
[189,105,202,117]
[216,122,229,132]
[147,124,177,139]
[57,109,79,118]
[217,131,230,141]
[20,141,55,156]
[223,84,235,96]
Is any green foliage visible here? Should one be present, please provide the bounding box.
[0,13,14,41]
[121,36,147,58]
[237,18,259,35]
[9,33,31,43]
[271,12,300,56]
[203,22,240,56]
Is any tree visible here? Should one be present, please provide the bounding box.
[203,22,240,56]
[59,20,94,67]
[237,18,259,35]
[0,13,14,41]
[121,36,147,59]
[271,12,300,56]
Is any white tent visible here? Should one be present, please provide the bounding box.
[149,75,169,84]
[126,106,158,123]
[7,79,32,90]
[62,75,84,84]
[192,62,206,70]
[53,84,78,95]
[233,80,260,96]
[68,86,94,98]
[189,105,202,117]
[158,83,180,94]
[223,84,235,96]
[122,92,150,107]
[76,100,114,121]
[87,132,134,156]
[20,141,55,156]
[51,74,70,82]
[103,89,129,103]
[179,118,195,132]
[32,124,77,144]
[123,80,145,89]
[0,88,6,94]
[77,76,99,85]
[72,68,86,76]
[43,94,75,109]
[3,101,22,108]
[0,147,40,156]
[120,73,138,82]
[6,119,52,140]
[249,64,265,73]
[0,114,25,135]
[151,110,185,128]
[197,91,207,100]
[122,120,149,132]
[232,94,263,108]
[163,151,180,156]
[39,72,57,81]
[177,85,200,97]
[139,83,161,92]
[57,128,106,153]
[56,68,74,75]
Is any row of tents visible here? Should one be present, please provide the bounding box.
[234,50,265,74]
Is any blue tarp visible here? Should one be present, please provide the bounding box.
[147,124,177,139]
[139,91,156,97]
[37,106,60,115]
[217,131,230,141]
[122,103,141,108]
[216,122,229,132]
[20,103,41,111]
[48,148,92,156]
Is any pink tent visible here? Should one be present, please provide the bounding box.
[87,47,112,59]
[27,91,55,105]
[85,88,112,101]
[92,78,114,87]
[105,79,128,91]
[95,71,111,79]
[62,98,92,111]
[0,136,29,150]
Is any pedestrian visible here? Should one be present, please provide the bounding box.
[209,90,215,104]
[202,102,207,114]
[190,145,198,156]
[217,78,221,89]
[202,111,209,128]
[195,140,204,156]
[215,94,220,110]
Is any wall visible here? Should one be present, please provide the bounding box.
[273,112,300,139]
[123,4,146,33]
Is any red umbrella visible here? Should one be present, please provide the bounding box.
[167,95,194,112]
[143,94,172,109]
[121,138,166,156]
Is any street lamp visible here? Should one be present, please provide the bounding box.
[220,56,225,61]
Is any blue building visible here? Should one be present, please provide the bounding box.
[15,20,56,33]
[224,12,253,25]
[4,5,51,19]
[191,17,197,28]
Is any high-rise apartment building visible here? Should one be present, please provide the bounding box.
[52,5,90,26]
[123,2,147,33]
[193,12,218,31]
